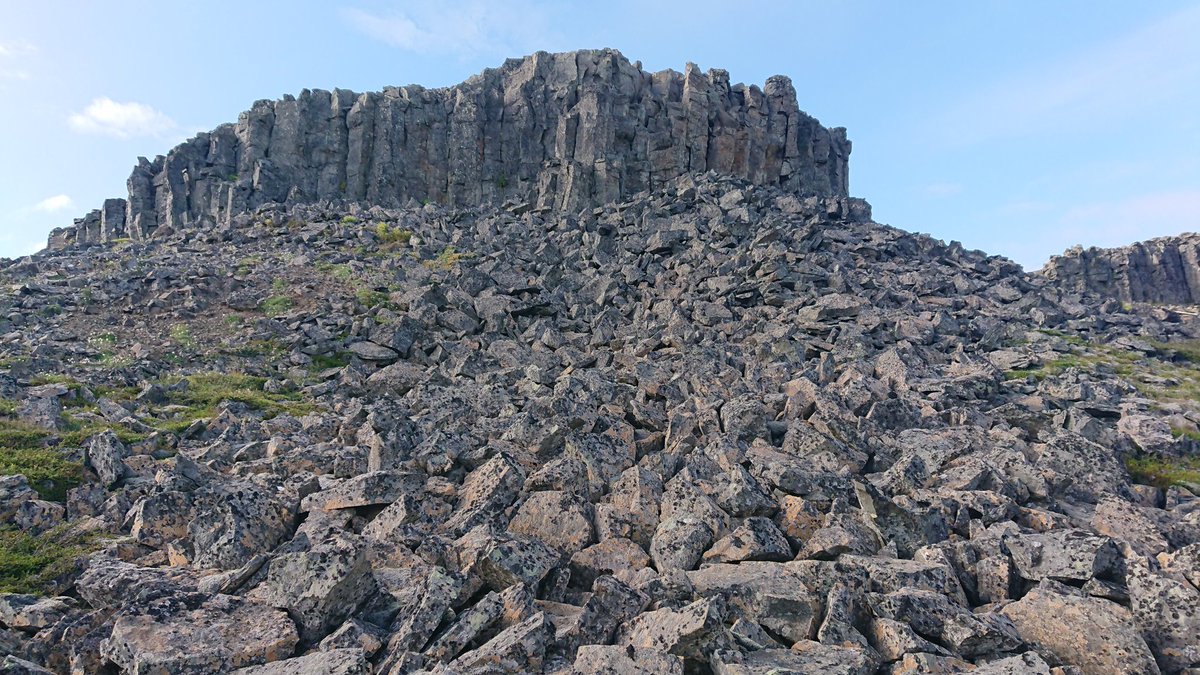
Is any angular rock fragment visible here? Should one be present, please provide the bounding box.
[102,594,298,674]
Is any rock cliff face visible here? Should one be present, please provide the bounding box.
[1039,233,1200,305]
[50,49,850,250]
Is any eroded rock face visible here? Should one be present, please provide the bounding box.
[50,49,850,250]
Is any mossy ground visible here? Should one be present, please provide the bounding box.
[1125,455,1200,490]
[0,524,104,594]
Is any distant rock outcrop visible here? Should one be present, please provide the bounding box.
[1039,233,1200,305]
[49,48,851,250]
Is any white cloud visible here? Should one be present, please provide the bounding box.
[0,39,35,80]
[33,194,73,213]
[68,97,176,139]
[0,39,35,58]
[341,2,554,57]
[941,5,1200,145]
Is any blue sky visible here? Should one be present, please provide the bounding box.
[1,1,1198,269]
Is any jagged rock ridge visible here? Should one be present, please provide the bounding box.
[1039,233,1200,305]
[51,48,851,250]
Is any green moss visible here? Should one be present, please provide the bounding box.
[310,352,352,370]
[1126,455,1200,490]
[341,215,360,224]
[260,295,294,315]
[0,446,82,501]
[271,277,288,292]
[1171,427,1200,442]
[56,422,146,449]
[355,288,391,309]
[0,524,104,595]
[28,374,81,390]
[0,418,50,450]
[149,373,316,429]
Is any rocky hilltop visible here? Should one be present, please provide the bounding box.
[3,51,1200,675]
[1039,233,1200,305]
[51,49,849,250]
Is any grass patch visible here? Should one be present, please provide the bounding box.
[374,223,412,251]
[29,374,81,390]
[1152,339,1200,364]
[422,246,473,271]
[355,288,391,309]
[144,373,317,433]
[0,524,104,595]
[1005,354,1087,381]
[341,215,361,224]
[0,446,82,502]
[1126,455,1200,490]
[271,277,288,292]
[0,418,50,450]
[310,352,352,370]
[260,295,294,315]
[170,324,196,349]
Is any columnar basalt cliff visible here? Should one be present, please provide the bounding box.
[50,49,850,250]
[1039,233,1200,305]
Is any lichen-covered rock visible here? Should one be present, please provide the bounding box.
[702,516,792,563]
[710,643,876,675]
[1000,584,1159,675]
[622,596,732,664]
[101,594,298,674]
[231,648,369,674]
[867,588,1021,657]
[84,430,130,487]
[1127,563,1200,673]
[248,533,376,643]
[571,645,683,674]
[507,489,596,555]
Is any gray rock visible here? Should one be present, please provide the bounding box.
[231,648,369,674]
[507,489,596,555]
[1127,563,1200,673]
[571,644,683,674]
[622,595,732,664]
[248,533,377,643]
[702,516,792,563]
[1006,529,1122,584]
[867,588,1021,657]
[710,643,876,675]
[1000,584,1160,675]
[83,429,129,487]
[101,594,299,674]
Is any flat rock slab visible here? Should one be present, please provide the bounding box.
[101,594,298,674]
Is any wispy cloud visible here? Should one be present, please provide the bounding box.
[0,38,35,80]
[33,194,73,213]
[941,5,1200,145]
[68,97,176,139]
[341,2,555,58]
